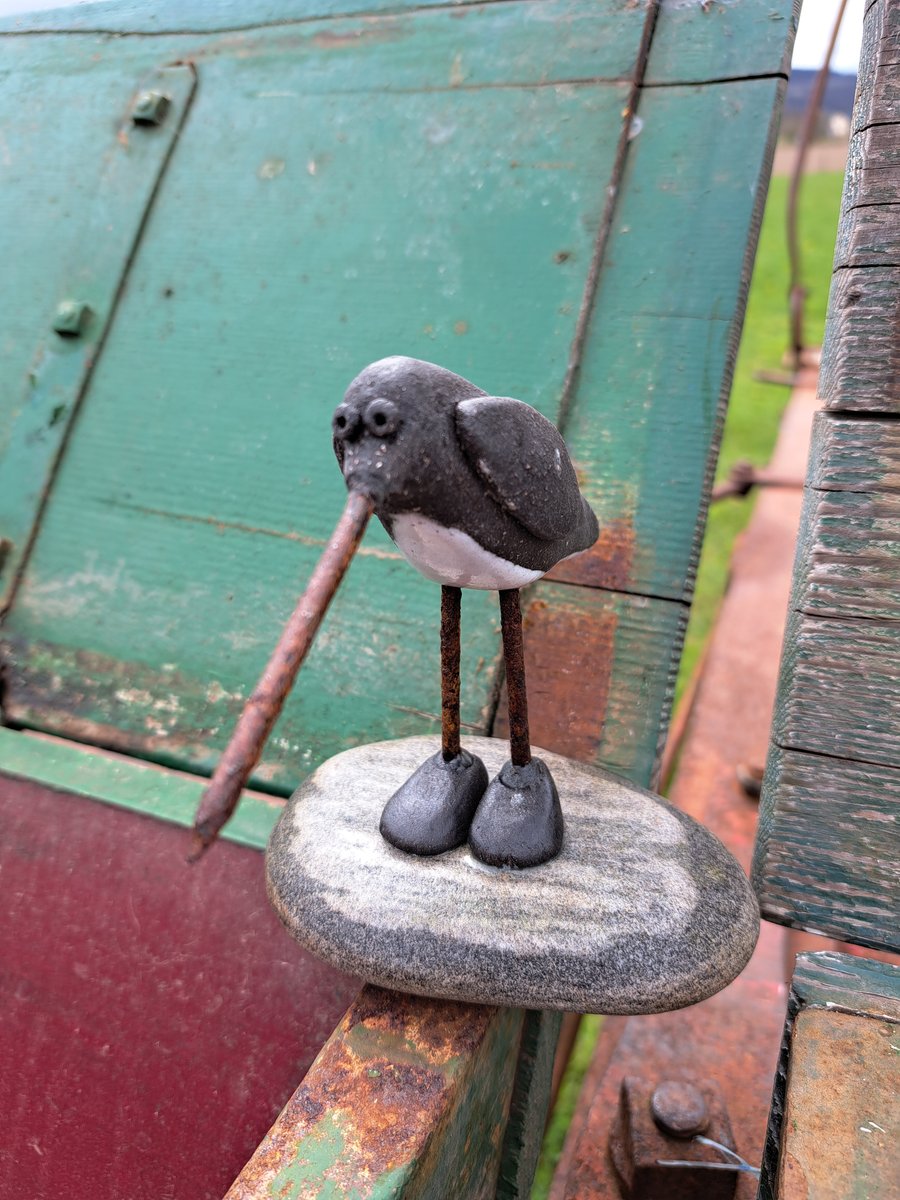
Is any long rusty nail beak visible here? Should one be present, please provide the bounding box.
[189,489,375,860]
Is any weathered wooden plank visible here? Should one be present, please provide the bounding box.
[758,952,900,1200]
[642,0,797,84]
[564,76,789,600]
[753,745,899,953]
[2,583,685,795]
[852,0,900,133]
[225,988,523,1199]
[0,62,196,609]
[844,124,900,209]
[792,487,900,621]
[807,412,900,493]
[773,610,900,768]
[0,0,649,38]
[820,266,900,412]
[834,201,900,269]
[790,949,900,1014]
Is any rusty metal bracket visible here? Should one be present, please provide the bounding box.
[608,1076,740,1200]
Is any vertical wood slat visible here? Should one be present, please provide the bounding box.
[821,0,899,413]
[754,0,900,953]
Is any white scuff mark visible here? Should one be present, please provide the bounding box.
[449,53,465,87]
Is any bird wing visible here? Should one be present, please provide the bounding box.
[454,396,583,541]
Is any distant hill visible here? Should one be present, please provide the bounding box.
[785,68,858,117]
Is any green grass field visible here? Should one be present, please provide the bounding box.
[530,169,845,1200]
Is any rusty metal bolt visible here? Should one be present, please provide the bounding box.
[650,1081,710,1138]
[132,90,171,126]
[52,299,92,338]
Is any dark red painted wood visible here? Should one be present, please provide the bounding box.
[0,774,360,1200]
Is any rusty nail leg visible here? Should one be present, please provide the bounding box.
[440,585,462,761]
[190,489,374,857]
[499,588,531,768]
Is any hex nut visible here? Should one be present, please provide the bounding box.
[52,300,92,338]
[132,91,171,126]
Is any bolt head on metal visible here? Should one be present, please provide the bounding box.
[132,90,171,126]
[52,299,92,337]
[650,1081,710,1138]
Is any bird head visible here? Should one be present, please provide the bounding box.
[332,355,482,509]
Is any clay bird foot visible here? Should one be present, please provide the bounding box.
[468,757,564,869]
[380,749,488,855]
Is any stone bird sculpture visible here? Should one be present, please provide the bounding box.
[333,356,598,868]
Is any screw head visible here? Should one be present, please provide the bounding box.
[52,299,92,338]
[132,90,171,126]
[650,1081,709,1138]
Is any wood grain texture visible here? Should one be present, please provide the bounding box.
[758,952,900,1200]
[753,746,899,953]
[792,486,900,621]
[820,266,900,412]
[642,0,798,84]
[806,412,900,493]
[853,0,900,134]
[773,608,900,769]
[821,0,899,414]
[756,0,900,954]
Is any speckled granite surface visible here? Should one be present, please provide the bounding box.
[266,737,759,1013]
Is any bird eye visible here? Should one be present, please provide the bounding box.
[332,403,360,441]
[363,397,400,437]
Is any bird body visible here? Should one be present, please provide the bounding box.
[334,356,598,589]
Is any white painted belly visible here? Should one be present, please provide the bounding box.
[390,513,544,590]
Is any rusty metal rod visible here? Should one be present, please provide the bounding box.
[440,585,462,761]
[786,0,849,369]
[499,587,532,768]
[190,489,375,858]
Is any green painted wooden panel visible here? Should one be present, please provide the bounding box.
[754,745,899,954]
[0,58,195,607]
[643,0,798,84]
[563,77,788,601]
[0,0,650,38]
[1,4,651,787]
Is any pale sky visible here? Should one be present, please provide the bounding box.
[0,0,867,75]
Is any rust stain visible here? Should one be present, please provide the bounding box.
[226,986,497,1198]
[493,593,616,763]
[311,20,402,50]
[546,517,636,592]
